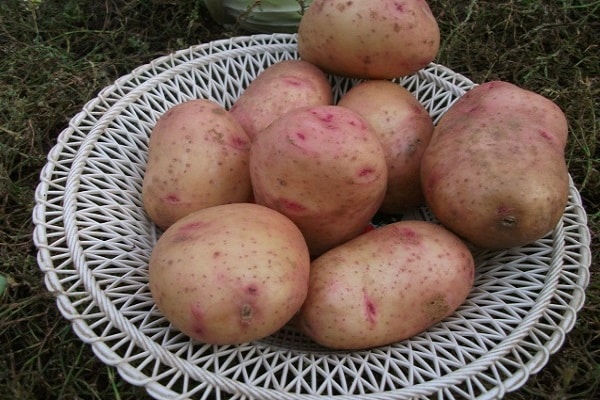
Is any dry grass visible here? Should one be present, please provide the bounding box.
[1,0,598,399]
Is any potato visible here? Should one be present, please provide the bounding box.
[230,59,333,141]
[250,105,388,256]
[297,0,440,79]
[338,80,434,213]
[297,220,475,350]
[148,203,311,345]
[420,81,570,249]
[142,99,252,230]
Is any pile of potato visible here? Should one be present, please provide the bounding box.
[144,0,569,350]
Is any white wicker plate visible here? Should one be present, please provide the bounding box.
[33,34,591,400]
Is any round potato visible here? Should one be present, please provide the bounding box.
[230,59,333,141]
[338,80,434,213]
[249,105,388,256]
[148,203,311,345]
[297,220,475,350]
[298,0,440,78]
[142,99,252,230]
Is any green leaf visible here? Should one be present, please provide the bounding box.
[0,274,7,297]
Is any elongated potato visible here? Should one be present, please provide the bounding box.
[149,203,311,345]
[420,80,569,249]
[297,220,475,350]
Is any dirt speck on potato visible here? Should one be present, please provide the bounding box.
[496,205,518,229]
[240,304,255,326]
[422,293,450,322]
[211,106,226,115]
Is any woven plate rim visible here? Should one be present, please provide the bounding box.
[32,33,592,400]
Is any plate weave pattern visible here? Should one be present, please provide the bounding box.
[33,34,591,400]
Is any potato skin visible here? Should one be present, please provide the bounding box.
[420,81,569,249]
[230,59,333,141]
[142,99,252,230]
[148,203,311,345]
[249,105,388,256]
[297,220,475,350]
[338,80,434,213]
[298,0,440,79]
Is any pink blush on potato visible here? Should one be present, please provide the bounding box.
[246,284,259,296]
[171,220,209,243]
[354,167,380,184]
[393,2,406,12]
[178,220,207,233]
[393,226,421,245]
[282,76,310,87]
[359,168,375,177]
[347,117,369,131]
[164,194,181,204]
[537,129,555,144]
[190,302,205,337]
[287,131,321,152]
[228,136,250,150]
[363,290,378,326]
[317,112,334,124]
[278,198,307,213]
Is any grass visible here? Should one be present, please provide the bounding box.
[1,0,598,399]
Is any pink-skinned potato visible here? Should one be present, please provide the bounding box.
[142,99,252,230]
[298,0,440,79]
[338,80,434,213]
[230,59,333,141]
[420,80,570,249]
[297,220,475,350]
[148,203,311,345]
[249,105,388,256]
